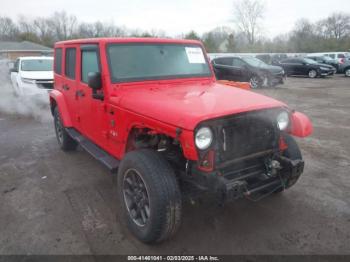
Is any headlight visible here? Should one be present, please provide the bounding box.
[277,111,289,130]
[21,78,36,84]
[320,67,329,70]
[195,127,213,150]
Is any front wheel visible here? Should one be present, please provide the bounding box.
[345,68,350,77]
[249,75,262,89]
[274,134,302,194]
[308,69,317,78]
[117,149,182,243]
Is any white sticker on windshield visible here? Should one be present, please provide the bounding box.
[185,47,206,64]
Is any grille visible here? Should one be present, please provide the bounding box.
[38,83,53,89]
[219,112,278,162]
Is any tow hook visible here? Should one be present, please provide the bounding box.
[266,159,282,177]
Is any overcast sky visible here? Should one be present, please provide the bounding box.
[1,0,350,38]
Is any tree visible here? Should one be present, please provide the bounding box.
[47,11,78,41]
[232,0,265,45]
[0,16,18,40]
[226,33,236,52]
[202,32,219,52]
[184,30,201,41]
[324,13,350,39]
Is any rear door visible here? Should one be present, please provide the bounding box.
[62,45,79,127]
[280,59,294,74]
[212,57,234,80]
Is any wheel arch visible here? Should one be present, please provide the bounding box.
[121,122,198,161]
[49,90,73,127]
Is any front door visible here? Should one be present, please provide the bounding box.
[76,44,107,147]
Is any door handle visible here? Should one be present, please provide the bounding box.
[62,84,70,91]
[75,90,85,98]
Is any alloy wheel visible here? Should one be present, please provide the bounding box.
[250,77,259,89]
[345,69,350,77]
[123,169,151,227]
[308,70,317,78]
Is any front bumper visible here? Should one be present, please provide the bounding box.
[268,74,285,86]
[319,69,336,76]
[191,155,304,202]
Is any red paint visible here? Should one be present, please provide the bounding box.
[50,37,312,163]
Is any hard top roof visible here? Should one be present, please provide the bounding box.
[55,37,202,47]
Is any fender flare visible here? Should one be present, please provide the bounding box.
[289,111,313,137]
[49,90,72,127]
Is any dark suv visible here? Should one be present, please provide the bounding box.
[212,56,285,88]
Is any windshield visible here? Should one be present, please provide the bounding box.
[107,43,212,82]
[242,57,267,67]
[21,59,53,71]
[322,56,332,61]
[303,58,317,64]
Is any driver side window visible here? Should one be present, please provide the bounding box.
[81,50,100,83]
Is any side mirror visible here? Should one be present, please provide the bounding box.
[87,72,102,90]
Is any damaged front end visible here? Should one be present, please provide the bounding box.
[183,108,311,203]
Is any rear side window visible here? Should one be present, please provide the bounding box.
[338,54,345,58]
[65,48,76,79]
[215,57,233,66]
[81,50,100,83]
[54,48,62,74]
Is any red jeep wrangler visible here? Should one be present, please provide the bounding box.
[50,38,313,243]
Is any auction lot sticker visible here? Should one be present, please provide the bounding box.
[185,47,206,64]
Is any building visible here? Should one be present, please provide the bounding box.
[0,41,53,60]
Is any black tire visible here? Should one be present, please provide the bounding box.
[282,134,302,160]
[53,107,77,151]
[117,149,182,243]
[274,134,302,194]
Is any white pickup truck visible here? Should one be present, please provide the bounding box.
[10,56,54,96]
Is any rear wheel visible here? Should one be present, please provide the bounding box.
[117,149,182,243]
[53,107,77,151]
[308,69,317,78]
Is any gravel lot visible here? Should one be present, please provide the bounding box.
[0,74,349,255]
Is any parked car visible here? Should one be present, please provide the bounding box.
[10,56,54,96]
[306,55,339,70]
[310,52,350,72]
[212,56,285,88]
[50,38,312,243]
[279,58,336,78]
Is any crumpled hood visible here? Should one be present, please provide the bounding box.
[112,81,286,130]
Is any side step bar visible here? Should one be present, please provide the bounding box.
[65,128,120,173]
